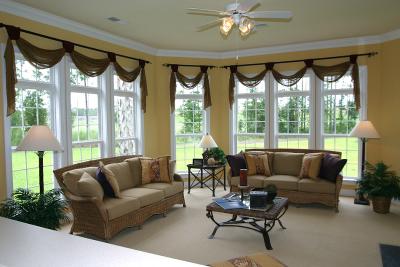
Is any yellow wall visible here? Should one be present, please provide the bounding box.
[0,12,399,201]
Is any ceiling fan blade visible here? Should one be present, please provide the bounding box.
[237,0,260,13]
[255,23,267,27]
[247,10,293,19]
[196,18,224,31]
[187,8,229,16]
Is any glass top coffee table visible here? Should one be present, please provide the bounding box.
[206,192,288,250]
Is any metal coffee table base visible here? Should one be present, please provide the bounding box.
[206,208,287,250]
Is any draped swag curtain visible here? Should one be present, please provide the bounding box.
[3,26,148,116]
[228,55,361,110]
[169,65,211,113]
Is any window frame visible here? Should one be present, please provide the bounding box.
[111,73,143,156]
[272,70,316,149]
[170,82,210,174]
[229,67,367,180]
[3,51,59,193]
[231,76,269,153]
[2,45,144,196]
[66,60,104,164]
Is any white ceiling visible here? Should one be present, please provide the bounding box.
[8,0,400,52]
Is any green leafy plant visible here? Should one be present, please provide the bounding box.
[0,188,70,230]
[357,162,400,199]
[209,147,226,164]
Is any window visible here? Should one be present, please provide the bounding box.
[113,73,142,156]
[172,82,208,172]
[69,65,102,163]
[320,73,360,178]
[274,74,312,149]
[231,68,365,179]
[8,56,55,192]
[233,80,266,152]
[4,50,143,195]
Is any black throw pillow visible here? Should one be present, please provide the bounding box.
[319,153,347,183]
[226,153,246,177]
[95,167,115,198]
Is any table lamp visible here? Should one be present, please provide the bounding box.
[199,133,217,165]
[349,120,380,205]
[16,125,63,194]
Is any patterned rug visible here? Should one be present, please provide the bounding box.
[380,244,400,267]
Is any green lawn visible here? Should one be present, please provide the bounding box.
[11,147,99,193]
[11,137,359,192]
[175,137,359,178]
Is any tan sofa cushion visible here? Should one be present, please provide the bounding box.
[99,161,121,198]
[298,178,336,194]
[265,175,299,190]
[244,153,271,177]
[124,157,142,187]
[76,172,104,200]
[299,153,324,180]
[120,188,164,207]
[63,167,97,195]
[231,175,266,188]
[140,182,183,198]
[105,161,135,191]
[247,151,274,172]
[273,152,304,176]
[103,197,141,220]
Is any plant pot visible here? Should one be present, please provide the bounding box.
[372,196,392,214]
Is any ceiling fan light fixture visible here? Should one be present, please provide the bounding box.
[220,17,234,35]
[239,17,255,36]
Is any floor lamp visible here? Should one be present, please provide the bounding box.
[349,120,380,205]
[16,126,63,194]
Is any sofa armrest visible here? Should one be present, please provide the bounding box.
[64,192,108,222]
[226,166,232,186]
[173,173,184,183]
[335,174,343,195]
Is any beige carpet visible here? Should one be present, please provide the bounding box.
[72,188,400,266]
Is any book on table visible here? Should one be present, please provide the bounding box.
[213,195,247,210]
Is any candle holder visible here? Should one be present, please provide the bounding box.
[239,169,248,186]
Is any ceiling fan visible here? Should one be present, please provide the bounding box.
[187,0,293,37]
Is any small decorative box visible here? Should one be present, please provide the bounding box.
[249,190,268,209]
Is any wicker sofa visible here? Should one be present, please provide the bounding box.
[54,155,185,240]
[228,149,343,212]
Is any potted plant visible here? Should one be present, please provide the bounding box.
[209,147,226,164]
[0,188,69,230]
[357,162,400,214]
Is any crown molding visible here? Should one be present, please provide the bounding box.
[0,0,157,55]
[380,28,400,43]
[1,0,400,60]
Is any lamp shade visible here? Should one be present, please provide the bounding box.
[199,133,217,149]
[16,125,63,152]
[349,120,380,139]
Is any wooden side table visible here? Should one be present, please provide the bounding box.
[187,164,226,197]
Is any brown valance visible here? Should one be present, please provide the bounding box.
[169,65,212,113]
[229,57,361,110]
[3,26,149,115]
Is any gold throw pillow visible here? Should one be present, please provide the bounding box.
[99,161,121,198]
[244,153,271,177]
[140,156,172,184]
[299,153,324,180]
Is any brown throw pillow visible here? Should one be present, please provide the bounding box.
[140,156,172,184]
[244,153,271,177]
[99,161,121,198]
[299,153,324,180]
